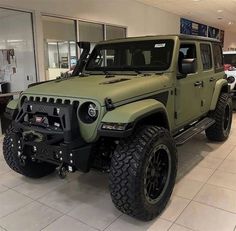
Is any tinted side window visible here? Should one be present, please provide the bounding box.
[200,44,212,70]
[212,43,223,71]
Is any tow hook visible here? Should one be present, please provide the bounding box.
[57,164,68,179]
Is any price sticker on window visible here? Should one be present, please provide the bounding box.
[155,43,166,48]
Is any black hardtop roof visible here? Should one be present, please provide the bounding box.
[99,34,220,44]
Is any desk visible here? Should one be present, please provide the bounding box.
[0,92,20,135]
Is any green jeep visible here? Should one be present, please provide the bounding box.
[3,35,232,221]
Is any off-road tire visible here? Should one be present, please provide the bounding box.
[3,125,56,178]
[206,93,232,141]
[109,126,177,221]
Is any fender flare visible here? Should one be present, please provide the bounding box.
[6,99,19,110]
[210,79,229,111]
[4,99,19,120]
[100,99,170,137]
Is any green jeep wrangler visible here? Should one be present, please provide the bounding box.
[3,35,232,221]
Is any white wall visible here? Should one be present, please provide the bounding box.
[0,0,180,81]
[224,30,236,51]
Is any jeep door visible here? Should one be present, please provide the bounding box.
[175,41,202,127]
[198,42,215,113]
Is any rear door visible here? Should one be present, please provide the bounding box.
[198,42,215,112]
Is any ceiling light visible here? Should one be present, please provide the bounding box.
[192,0,200,2]
[229,22,233,25]
[217,9,223,13]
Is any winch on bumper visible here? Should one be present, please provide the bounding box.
[12,99,94,173]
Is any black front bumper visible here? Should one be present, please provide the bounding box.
[12,100,94,172]
[18,137,93,172]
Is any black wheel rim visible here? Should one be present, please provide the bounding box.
[144,144,171,204]
[223,104,230,131]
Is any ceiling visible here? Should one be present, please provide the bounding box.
[136,0,236,32]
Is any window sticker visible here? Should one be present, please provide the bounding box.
[155,43,166,48]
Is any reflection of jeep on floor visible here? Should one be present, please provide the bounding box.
[3,35,232,221]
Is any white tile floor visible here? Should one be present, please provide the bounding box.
[0,115,236,231]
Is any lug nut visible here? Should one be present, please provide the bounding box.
[59,151,62,154]
[70,153,73,157]
[70,160,73,164]
[60,157,63,161]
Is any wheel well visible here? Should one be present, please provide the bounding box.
[135,112,170,130]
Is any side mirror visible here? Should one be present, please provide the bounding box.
[181,58,197,75]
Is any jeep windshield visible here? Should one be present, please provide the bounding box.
[85,39,174,74]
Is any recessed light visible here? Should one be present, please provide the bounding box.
[229,21,233,25]
[192,0,200,2]
[217,9,223,13]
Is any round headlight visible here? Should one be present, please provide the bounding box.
[79,102,98,123]
[227,76,235,84]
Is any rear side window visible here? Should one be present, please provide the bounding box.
[212,43,223,72]
[200,44,212,70]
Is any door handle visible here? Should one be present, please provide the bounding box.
[209,77,215,82]
[194,81,203,87]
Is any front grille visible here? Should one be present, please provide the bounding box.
[16,98,80,142]
[21,95,79,107]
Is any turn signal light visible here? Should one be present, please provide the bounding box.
[101,123,127,131]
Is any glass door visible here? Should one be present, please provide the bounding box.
[42,16,77,80]
[0,8,37,92]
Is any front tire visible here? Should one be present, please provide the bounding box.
[206,93,232,141]
[109,126,177,221]
[3,125,56,178]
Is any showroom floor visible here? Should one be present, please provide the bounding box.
[0,116,236,231]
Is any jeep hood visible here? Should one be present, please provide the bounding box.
[23,75,171,106]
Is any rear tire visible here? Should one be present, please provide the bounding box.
[3,125,56,178]
[109,126,177,221]
[206,93,232,141]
